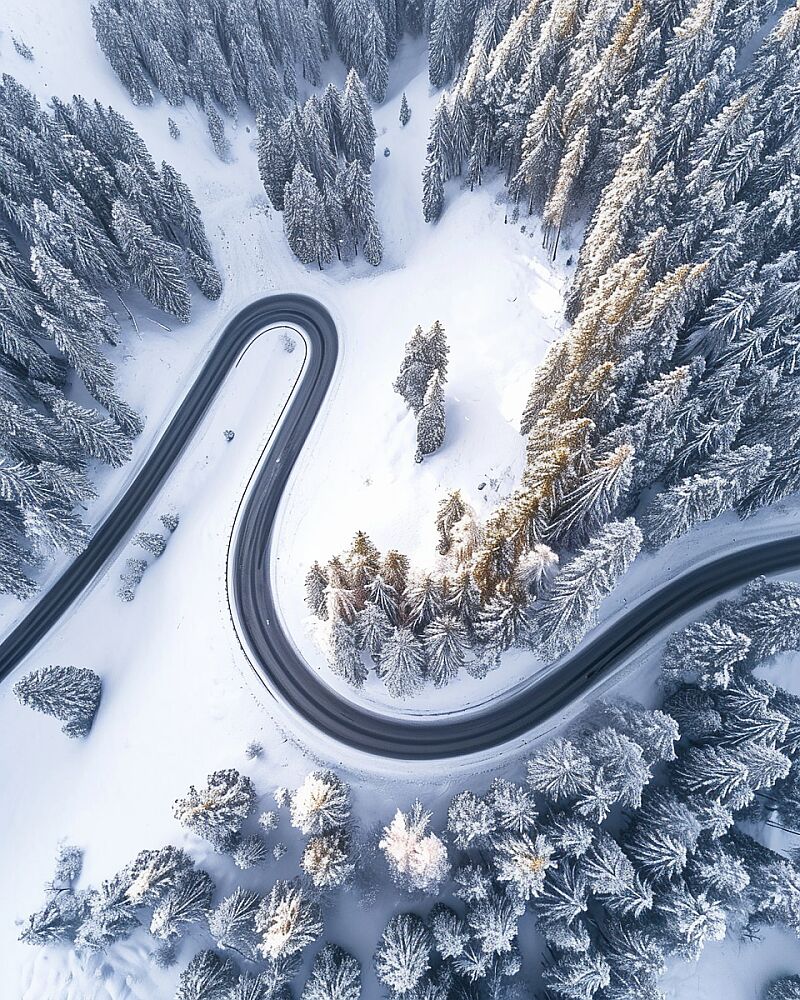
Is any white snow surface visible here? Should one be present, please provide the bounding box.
[1,3,800,998]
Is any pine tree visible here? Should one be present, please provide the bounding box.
[301,831,354,889]
[206,102,231,161]
[150,870,214,941]
[380,627,427,697]
[374,913,432,996]
[256,879,322,959]
[423,614,467,687]
[175,949,237,1000]
[14,665,101,737]
[283,164,334,269]
[447,788,497,850]
[232,835,271,871]
[305,561,329,618]
[208,887,260,960]
[112,200,191,321]
[379,800,450,892]
[415,370,446,462]
[173,769,256,851]
[400,92,411,127]
[327,619,368,688]
[538,519,643,659]
[289,770,351,835]
[430,903,469,959]
[257,123,291,211]
[340,70,376,166]
[302,943,361,1000]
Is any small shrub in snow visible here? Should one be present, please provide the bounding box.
[259,810,278,833]
[245,740,263,760]
[168,118,181,140]
[273,842,287,861]
[160,512,180,533]
[12,36,34,60]
[232,835,270,871]
[399,93,411,126]
[117,557,147,602]
[224,429,236,442]
[14,665,101,737]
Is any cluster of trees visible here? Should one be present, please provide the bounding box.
[117,511,179,601]
[20,765,360,997]
[92,0,482,115]
[19,585,800,996]
[0,74,219,599]
[394,320,449,462]
[306,501,638,696]
[319,1,800,678]
[258,69,383,268]
[13,664,101,737]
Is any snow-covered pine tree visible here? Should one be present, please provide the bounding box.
[173,769,256,851]
[175,949,237,1000]
[302,943,361,1000]
[255,879,322,959]
[208,887,261,960]
[283,164,334,269]
[340,69,376,166]
[379,800,450,892]
[537,519,643,659]
[289,769,351,835]
[301,831,354,888]
[374,913,432,996]
[380,626,427,697]
[206,102,231,161]
[400,92,411,127]
[415,370,446,462]
[111,200,191,321]
[150,869,214,941]
[14,665,101,737]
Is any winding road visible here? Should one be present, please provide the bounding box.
[1,294,799,760]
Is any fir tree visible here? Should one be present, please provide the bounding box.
[173,769,256,851]
[289,769,351,835]
[302,943,361,1000]
[374,913,432,996]
[340,70,376,166]
[175,949,237,1000]
[415,370,446,462]
[208,887,261,960]
[112,200,191,321]
[380,627,427,697]
[256,879,322,959]
[14,665,101,737]
[400,92,411,127]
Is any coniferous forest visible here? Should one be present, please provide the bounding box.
[3,0,800,998]
[303,1,800,698]
[0,75,220,598]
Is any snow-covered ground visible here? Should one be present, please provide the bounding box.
[2,2,800,997]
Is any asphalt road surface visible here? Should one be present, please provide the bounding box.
[2,294,799,760]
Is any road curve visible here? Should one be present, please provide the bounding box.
[2,294,800,761]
